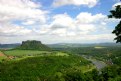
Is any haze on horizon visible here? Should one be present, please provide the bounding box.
[0,0,121,44]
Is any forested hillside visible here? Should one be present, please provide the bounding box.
[16,40,51,51]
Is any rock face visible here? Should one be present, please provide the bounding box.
[17,40,51,51]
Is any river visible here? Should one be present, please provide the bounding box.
[82,55,107,71]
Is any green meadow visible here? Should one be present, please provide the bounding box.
[4,50,51,56]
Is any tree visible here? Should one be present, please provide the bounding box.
[108,5,121,43]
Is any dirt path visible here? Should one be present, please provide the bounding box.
[0,51,6,56]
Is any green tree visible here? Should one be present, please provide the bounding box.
[108,5,121,43]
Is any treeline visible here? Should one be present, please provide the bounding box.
[53,46,121,64]
[0,43,20,49]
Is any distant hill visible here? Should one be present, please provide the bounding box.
[0,43,20,49]
[48,43,121,48]
[1,42,121,49]
[16,40,51,51]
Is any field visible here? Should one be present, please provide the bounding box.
[3,50,51,56]
[3,50,69,57]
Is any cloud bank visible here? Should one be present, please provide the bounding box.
[53,0,98,8]
[0,0,117,44]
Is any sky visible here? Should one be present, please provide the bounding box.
[0,0,121,44]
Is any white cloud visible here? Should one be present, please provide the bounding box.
[78,24,95,32]
[0,9,116,43]
[112,2,121,9]
[0,0,48,38]
[0,0,117,44]
[33,25,51,35]
[0,0,47,23]
[22,20,36,25]
[51,13,75,29]
[51,28,67,36]
[76,12,106,24]
[0,23,32,36]
[53,0,98,8]
[47,12,108,37]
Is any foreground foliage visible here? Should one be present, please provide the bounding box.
[108,5,121,43]
[0,55,121,81]
[0,55,93,81]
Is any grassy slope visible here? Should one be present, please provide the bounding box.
[0,55,94,81]
[0,51,7,62]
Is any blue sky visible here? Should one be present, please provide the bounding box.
[0,0,121,44]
